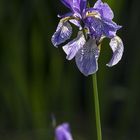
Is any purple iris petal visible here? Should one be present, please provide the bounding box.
[55,123,73,140]
[106,36,124,67]
[102,19,122,38]
[85,17,121,39]
[58,13,82,29]
[51,21,72,47]
[75,38,100,76]
[84,17,103,39]
[72,0,82,14]
[78,0,87,13]
[63,31,86,60]
[69,19,82,29]
[94,0,114,20]
[61,0,87,17]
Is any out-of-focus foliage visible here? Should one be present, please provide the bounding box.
[0,0,140,140]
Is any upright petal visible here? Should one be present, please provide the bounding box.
[75,38,100,76]
[61,0,87,16]
[106,36,124,67]
[55,123,73,140]
[63,31,86,60]
[94,0,114,20]
[72,0,87,14]
[80,0,87,12]
[77,0,87,13]
[51,20,72,47]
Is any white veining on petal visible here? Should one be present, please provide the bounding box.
[94,0,114,20]
[86,10,101,19]
[62,31,86,60]
[75,38,100,76]
[51,21,72,47]
[69,19,82,29]
[106,36,124,67]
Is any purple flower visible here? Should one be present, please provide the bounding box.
[51,0,124,76]
[55,123,73,140]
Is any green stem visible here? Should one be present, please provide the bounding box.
[92,74,102,140]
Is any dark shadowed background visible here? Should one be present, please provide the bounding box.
[0,0,140,140]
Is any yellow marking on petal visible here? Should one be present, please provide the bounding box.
[86,11,101,19]
[98,43,101,52]
[60,16,80,23]
[99,36,105,43]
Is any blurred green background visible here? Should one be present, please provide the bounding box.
[0,0,140,140]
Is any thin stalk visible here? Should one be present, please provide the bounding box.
[92,74,102,140]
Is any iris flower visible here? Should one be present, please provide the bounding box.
[51,0,124,76]
[55,123,73,140]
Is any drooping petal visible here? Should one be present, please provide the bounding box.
[106,36,124,67]
[63,31,86,60]
[102,19,122,38]
[55,123,73,140]
[94,0,114,20]
[75,38,100,76]
[51,21,72,47]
